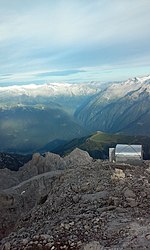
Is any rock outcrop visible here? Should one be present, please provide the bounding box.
[64,148,93,167]
[0,149,93,191]
[0,149,150,249]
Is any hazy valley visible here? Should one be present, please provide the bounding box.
[0,105,88,153]
[0,82,102,153]
[0,75,150,154]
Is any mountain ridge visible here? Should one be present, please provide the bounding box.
[75,75,150,136]
[0,74,150,154]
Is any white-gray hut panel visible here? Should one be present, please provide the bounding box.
[109,148,115,162]
[115,144,143,163]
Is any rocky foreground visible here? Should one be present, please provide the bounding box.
[0,149,150,250]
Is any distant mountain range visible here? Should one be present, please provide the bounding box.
[0,82,103,113]
[75,75,150,136]
[0,76,150,153]
[0,82,103,153]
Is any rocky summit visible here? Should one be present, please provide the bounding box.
[0,148,150,250]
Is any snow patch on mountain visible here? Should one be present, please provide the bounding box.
[0,82,103,98]
[95,75,150,103]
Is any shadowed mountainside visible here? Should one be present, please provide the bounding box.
[0,105,89,153]
[0,152,31,171]
[75,76,150,136]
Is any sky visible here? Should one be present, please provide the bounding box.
[0,0,150,86]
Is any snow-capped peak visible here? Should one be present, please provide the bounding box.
[0,82,103,98]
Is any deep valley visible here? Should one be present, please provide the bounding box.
[0,76,150,154]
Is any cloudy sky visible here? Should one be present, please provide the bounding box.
[0,0,150,85]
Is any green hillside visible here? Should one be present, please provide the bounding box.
[52,131,150,159]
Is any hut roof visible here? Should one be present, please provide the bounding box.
[115,144,142,156]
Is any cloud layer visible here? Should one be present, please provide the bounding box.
[0,0,150,85]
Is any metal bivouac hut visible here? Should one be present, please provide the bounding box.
[115,144,143,164]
